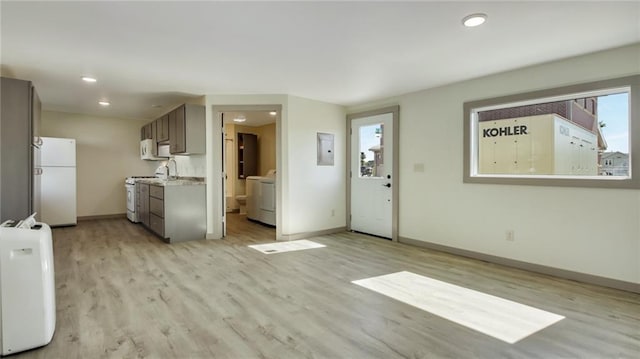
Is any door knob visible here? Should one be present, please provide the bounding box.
[382,183,391,188]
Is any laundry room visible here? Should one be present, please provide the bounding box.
[223,110,276,227]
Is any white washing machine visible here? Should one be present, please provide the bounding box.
[259,177,276,226]
[246,176,262,222]
[246,170,276,226]
[0,218,56,355]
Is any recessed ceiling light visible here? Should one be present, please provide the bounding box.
[462,13,487,27]
[269,111,277,116]
[81,76,97,83]
[98,101,110,106]
[233,117,246,123]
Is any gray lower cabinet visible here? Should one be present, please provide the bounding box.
[144,184,206,243]
[149,212,164,238]
[137,183,150,227]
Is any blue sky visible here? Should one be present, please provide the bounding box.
[598,92,629,153]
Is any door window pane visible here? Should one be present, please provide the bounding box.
[359,124,384,177]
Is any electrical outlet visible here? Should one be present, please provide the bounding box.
[506,230,515,241]
[331,209,335,217]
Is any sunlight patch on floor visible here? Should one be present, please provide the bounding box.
[352,271,564,343]
[249,239,326,254]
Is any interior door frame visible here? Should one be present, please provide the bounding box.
[221,115,227,237]
[347,105,400,242]
[213,104,282,239]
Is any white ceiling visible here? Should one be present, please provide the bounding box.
[1,1,638,120]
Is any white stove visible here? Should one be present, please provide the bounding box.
[125,176,156,222]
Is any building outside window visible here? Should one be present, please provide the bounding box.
[476,97,606,176]
[600,151,629,176]
[464,75,638,189]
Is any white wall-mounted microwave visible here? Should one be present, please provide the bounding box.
[140,139,168,161]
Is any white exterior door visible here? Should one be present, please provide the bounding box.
[350,113,393,239]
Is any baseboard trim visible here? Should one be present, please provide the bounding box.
[399,236,640,294]
[206,232,222,240]
[279,227,347,241]
[77,213,126,221]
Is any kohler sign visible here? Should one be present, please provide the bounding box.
[482,125,528,138]
[478,114,598,175]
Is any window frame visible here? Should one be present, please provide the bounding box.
[463,75,640,189]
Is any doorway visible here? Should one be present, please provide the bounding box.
[347,106,399,241]
[217,106,280,239]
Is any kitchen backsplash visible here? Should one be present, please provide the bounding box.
[174,154,206,177]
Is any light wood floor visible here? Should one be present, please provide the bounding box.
[15,214,640,358]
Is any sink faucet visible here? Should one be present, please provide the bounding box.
[167,158,178,180]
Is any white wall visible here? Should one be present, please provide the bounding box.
[348,44,640,284]
[259,122,277,176]
[285,95,346,235]
[173,155,206,177]
[41,111,156,217]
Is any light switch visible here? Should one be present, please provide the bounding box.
[413,163,425,172]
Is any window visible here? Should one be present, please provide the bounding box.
[359,123,385,177]
[463,75,639,189]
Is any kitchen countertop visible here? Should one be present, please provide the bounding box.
[136,177,205,186]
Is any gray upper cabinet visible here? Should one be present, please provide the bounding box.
[156,114,169,143]
[151,120,157,142]
[140,122,153,140]
[169,104,204,155]
[139,103,204,157]
[170,105,186,153]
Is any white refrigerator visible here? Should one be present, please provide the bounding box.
[41,137,77,226]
